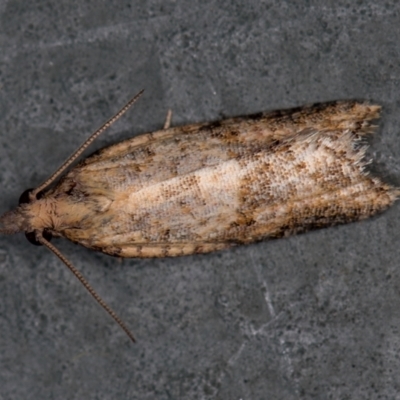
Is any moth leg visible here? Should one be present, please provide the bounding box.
[163,109,172,130]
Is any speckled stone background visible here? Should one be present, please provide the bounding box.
[1,1,400,399]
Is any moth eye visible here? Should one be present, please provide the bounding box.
[18,188,34,205]
[18,188,44,205]
[25,230,53,246]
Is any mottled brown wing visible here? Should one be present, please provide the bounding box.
[43,101,397,257]
[54,100,380,196]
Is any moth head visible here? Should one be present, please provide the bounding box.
[0,188,52,245]
[19,189,53,245]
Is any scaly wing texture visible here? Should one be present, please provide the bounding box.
[37,101,397,257]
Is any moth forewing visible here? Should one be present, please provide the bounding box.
[34,100,397,257]
[0,97,397,341]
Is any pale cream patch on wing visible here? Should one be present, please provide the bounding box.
[105,155,258,245]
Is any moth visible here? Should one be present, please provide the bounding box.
[0,91,397,341]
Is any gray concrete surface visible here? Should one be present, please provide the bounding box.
[1,0,400,399]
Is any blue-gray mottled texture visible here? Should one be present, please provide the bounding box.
[1,1,400,399]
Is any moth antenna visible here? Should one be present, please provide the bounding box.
[36,231,136,343]
[30,90,144,200]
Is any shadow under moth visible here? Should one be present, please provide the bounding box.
[0,91,397,341]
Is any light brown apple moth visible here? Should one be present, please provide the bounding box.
[0,91,397,341]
